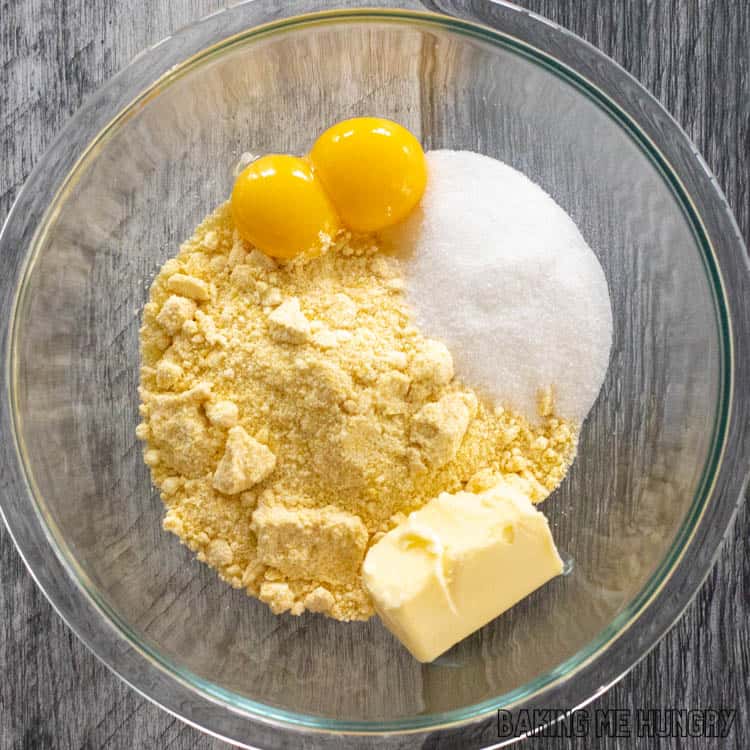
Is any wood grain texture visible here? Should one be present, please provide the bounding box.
[1,1,748,748]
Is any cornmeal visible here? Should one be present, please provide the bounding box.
[138,203,577,621]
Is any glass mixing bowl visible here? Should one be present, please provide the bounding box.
[1,1,748,747]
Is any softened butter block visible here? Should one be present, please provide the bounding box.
[362,479,563,662]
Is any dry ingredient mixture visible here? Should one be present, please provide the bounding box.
[138,202,577,621]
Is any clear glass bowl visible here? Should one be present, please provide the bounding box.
[1,2,748,747]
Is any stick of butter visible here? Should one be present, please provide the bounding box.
[362,478,563,662]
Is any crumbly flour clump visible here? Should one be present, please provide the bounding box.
[137,203,577,621]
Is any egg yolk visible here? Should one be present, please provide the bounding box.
[231,154,340,259]
[309,117,427,233]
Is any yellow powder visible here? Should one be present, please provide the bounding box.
[137,203,578,621]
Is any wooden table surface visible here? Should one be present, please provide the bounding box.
[1,1,748,748]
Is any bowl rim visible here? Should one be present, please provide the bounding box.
[1,1,748,747]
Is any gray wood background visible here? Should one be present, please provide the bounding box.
[1,1,748,748]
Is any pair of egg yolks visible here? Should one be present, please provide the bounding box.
[230,118,427,259]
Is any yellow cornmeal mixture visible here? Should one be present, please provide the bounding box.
[137,203,577,621]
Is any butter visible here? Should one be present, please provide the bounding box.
[362,478,563,662]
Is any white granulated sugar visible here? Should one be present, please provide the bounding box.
[394,150,612,423]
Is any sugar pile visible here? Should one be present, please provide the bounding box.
[392,150,612,423]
